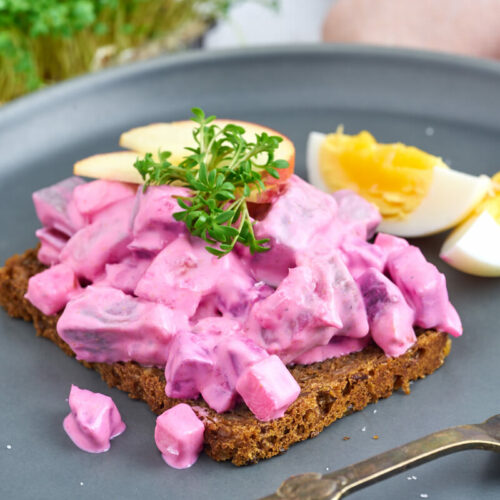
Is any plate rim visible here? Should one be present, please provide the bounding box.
[1,41,499,500]
[2,43,500,125]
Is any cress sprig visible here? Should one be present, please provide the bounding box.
[133,108,288,257]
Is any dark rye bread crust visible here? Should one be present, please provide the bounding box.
[0,248,451,465]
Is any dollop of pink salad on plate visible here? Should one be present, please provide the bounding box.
[63,385,126,453]
[155,403,205,469]
[28,172,462,466]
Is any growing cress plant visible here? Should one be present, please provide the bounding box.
[0,1,277,102]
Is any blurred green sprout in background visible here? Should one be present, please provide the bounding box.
[0,0,277,102]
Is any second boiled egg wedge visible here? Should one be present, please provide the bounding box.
[307,130,491,238]
[439,173,500,277]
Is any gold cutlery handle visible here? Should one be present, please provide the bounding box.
[261,415,500,500]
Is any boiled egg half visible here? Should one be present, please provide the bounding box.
[307,129,491,237]
[440,172,500,277]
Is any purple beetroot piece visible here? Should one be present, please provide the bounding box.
[57,286,188,365]
[165,318,269,413]
[72,180,136,220]
[33,177,86,236]
[246,259,342,363]
[129,185,189,254]
[25,263,80,315]
[102,254,152,294]
[235,355,300,421]
[60,197,135,281]
[332,189,381,239]
[339,238,386,280]
[35,227,69,265]
[373,232,409,261]
[155,404,204,469]
[358,268,416,357]
[63,385,126,454]
[249,175,338,286]
[386,245,462,337]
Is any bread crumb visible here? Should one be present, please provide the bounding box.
[373,409,377,414]
[425,127,434,136]
[420,494,428,499]
[6,445,12,450]
[325,466,330,471]
[361,426,366,432]
[372,435,379,440]
[342,436,350,441]
[80,482,84,486]
[412,475,417,480]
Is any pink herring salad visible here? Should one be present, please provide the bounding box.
[25,263,81,315]
[358,268,416,357]
[236,355,301,421]
[63,385,126,453]
[27,174,462,424]
[155,403,205,469]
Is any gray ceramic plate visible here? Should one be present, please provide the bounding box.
[0,46,499,500]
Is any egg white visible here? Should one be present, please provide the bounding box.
[440,210,500,277]
[306,131,492,238]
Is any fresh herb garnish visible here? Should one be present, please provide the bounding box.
[133,108,288,257]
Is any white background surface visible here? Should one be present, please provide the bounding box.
[204,0,334,48]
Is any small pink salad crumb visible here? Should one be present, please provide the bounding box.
[25,263,80,315]
[154,403,205,469]
[236,355,301,421]
[63,385,126,453]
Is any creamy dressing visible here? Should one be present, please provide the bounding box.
[28,175,462,426]
[358,268,416,357]
[63,385,126,453]
[386,246,462,337]
[154,403,204,469]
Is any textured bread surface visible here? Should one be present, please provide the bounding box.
[0,248,451,465]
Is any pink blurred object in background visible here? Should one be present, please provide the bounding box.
[322,0,500,59]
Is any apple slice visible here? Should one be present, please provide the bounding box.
[73,149,287,204]
[120,119,295,187]
[245,182,288,204]
[74,151,142,184]
[75,120,295,203]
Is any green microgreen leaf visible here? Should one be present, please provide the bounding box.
[133,107,288,257]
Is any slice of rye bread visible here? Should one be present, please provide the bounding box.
[0,248,451,465]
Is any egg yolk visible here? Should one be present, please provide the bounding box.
[319,129,447,220]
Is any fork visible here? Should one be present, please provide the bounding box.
[260,414,500,500]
